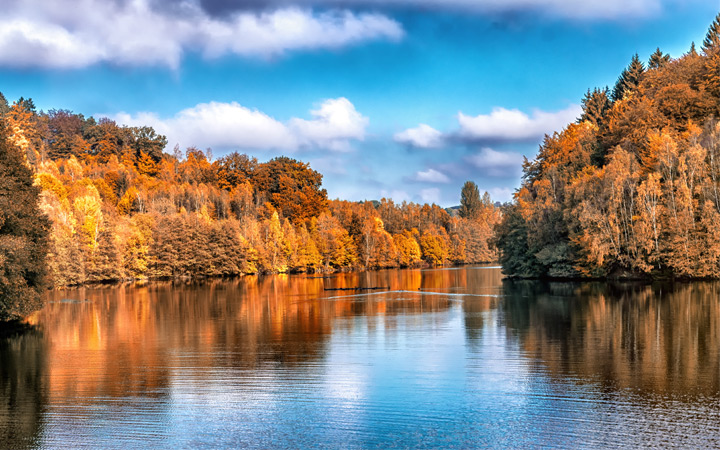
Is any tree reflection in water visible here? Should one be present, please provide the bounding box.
[502,280,720,397]
[0,325,46,450]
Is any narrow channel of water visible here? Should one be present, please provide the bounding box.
[1,267,719,448]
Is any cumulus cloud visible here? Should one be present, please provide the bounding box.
[457,104,582,142]
[465,147,524,177]
[289,98,368,152]
[420,188,441,204]
[380,189,411,203]
[488,187,514,203]
[394,124,444,148]
[409,168,450,183]
[396,105,581,149]
[113,97,368,152]
[0,0,403,69]
[307,155,349,175]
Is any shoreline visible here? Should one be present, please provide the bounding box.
[48,261,501,290]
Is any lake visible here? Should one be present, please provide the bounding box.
[2,266,720,448]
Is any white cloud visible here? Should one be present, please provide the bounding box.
[380,189,411,203]
[411,168,450,183]
[457,105,582,142]
[307,155,349,175]
[420,188,441,204]
[289,98,368,152]
[394,124,444,148]
[113,97,368,152]
[0,0,403,69]
[254,0,665,20]
[488,187,514,203]
[465,147,524,177]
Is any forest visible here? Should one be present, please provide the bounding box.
[0,93,499,297]
[495,14,720,280]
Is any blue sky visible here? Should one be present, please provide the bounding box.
[1,0,718,206]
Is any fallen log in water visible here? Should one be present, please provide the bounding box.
[323,286,390,291]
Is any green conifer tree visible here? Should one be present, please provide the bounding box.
[612,54,645,101]
[579,87,611,127]
[459,181,481,219]
[648,48,670,70]
[0,92,8,117]
[702,12,720,55]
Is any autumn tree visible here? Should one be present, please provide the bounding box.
[215,152,257,191]
[313,213,356,269]
[254,156,328,225]
[6,99,44,165]
[459,181,481,219]
[393,230,422,267]
[358,216,396,268]
[45,109,88,160]
[0,122,50,320]
[419,226,450,266]
[261,211,289,273]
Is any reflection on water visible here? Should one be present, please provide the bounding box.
[1,267,719,448]
[503,280,720,396]
[0,327,46,450]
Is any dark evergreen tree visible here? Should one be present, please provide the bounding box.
[648,48,670,70]
[612,54,645,101]
[493,204,539,278]
[129,126,167,162]
[459,181,481,219]
[579,87,611,127]
[0,92,8,117]
[15,97,35,113]
[702,12,720,55]
[0,121,50,321]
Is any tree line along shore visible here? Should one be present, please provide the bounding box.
[7,13,720,320]
[0,94,498,319]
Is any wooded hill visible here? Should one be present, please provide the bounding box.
[0,95,499,288]
[496,14,720,279]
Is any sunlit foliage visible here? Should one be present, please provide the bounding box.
[0,94,500,287]
[497,13,720,279]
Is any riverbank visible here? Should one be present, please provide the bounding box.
[47,260,500,290]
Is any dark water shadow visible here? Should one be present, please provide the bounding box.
[501,278,720,398]
[0,323,47,450]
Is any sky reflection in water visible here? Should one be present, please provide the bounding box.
[1,267,719,448]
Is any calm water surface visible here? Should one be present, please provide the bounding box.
[2,266,720,448]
